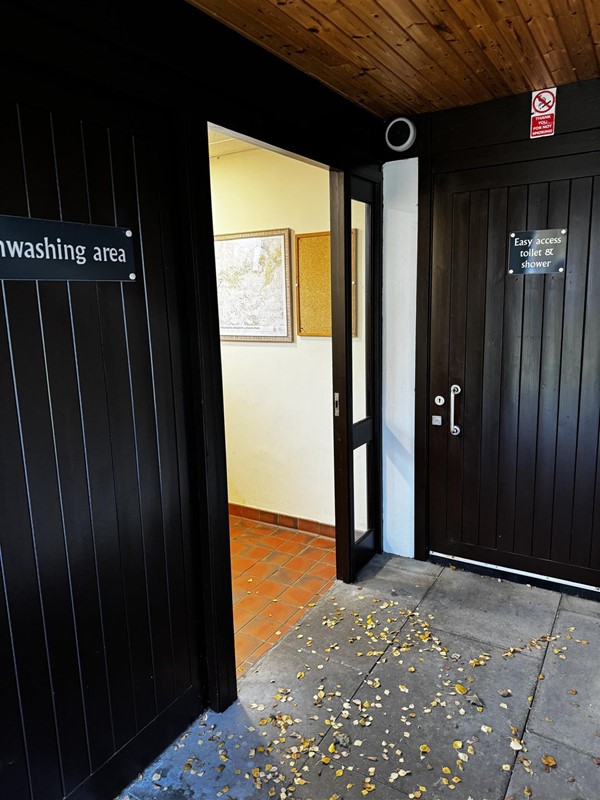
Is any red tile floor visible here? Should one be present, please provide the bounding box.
[229,515,336,675]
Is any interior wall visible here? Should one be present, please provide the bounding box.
[209,146,337,524]
[382,158,419,556]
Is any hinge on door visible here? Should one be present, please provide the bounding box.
[334,392,340,417]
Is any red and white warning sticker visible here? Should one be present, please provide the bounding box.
[530,87,556,138]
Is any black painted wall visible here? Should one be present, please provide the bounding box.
[0,4,385,799]
[0,79,210,800]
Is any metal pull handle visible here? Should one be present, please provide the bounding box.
[450,384,461,436]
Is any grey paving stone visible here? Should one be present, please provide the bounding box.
[528,610,600,757]
[284,579,434,672]
[357,553,444,583]
[504,731,600,800]
[318,625,540,800]
[338,564,440,607]
[238,641,366,743]
[560,593,600,621]
[417,568,561,653]
[117,703,291,800]
[285,763,408,800]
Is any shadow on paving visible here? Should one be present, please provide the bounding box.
[118,554,600,800]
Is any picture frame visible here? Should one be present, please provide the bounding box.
[295,230,357,337]
[214,228,293,342]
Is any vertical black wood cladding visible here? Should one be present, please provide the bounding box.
[8,104,91,794]
[571,178,600,567]
[478,187,507,551]
[134,134,192,695]
[0,101,62,800]
[446,193,470,543]
[428,185,451,548]
[531,181,569,561]
[0,94,200,798]
[462,190,488,546]
[551,178,593,565]
[53,112,138,751]
[112,129,176,713]
[86,123,158,731]
[513,183,548,557]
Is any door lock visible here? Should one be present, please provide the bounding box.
[434,395,445,406]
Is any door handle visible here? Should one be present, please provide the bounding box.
[450,384,461,436]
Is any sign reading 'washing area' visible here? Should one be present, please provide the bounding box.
[0,215,136,281]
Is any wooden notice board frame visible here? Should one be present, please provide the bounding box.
[295,230,357,337]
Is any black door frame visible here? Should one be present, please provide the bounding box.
[330,167,383,583]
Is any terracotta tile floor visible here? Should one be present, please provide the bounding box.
[229,515,336,675]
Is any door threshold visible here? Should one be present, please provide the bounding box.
[430,551,600,598]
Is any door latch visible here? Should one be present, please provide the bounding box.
[334,392,340,417]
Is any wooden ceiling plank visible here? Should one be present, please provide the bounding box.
[319,0,480,108]
[187,0,398,114]
[548,0,599,80]
[430,0,540,93]
[497,14,557,87]
[512,0,577,86]
[499,0,596,85]
[313,0,494,107]
[582,0,600,68]
[263,0,434,112]
[400,0,516,98]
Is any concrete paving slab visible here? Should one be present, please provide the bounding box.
[238,640,365,743]
[281,762,408,800]
[119,701,293,800]
[528,610,600,757]
[559,593,600,620]
[318,624,540,800]
[358,553,444,582]
[504,730,600,800]
[417,568,561,654]
[287,576,437,672]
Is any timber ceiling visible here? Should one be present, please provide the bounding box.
[186,0,600,119]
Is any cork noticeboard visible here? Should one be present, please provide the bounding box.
[295,230,357,337]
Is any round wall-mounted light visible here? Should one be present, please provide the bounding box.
[385,117,417,152]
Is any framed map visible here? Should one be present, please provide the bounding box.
[214,228,293,342]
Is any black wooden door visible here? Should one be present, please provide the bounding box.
[429,153,600,587]
[0,87,204,798]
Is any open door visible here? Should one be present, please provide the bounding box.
[331,170,383,582]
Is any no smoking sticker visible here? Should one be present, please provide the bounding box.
[531,87,556,138]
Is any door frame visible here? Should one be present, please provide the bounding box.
[330,166,384,583]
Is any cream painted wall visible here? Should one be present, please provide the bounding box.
[209,147,336,523]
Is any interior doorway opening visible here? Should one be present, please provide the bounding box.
[206,124,340,677]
